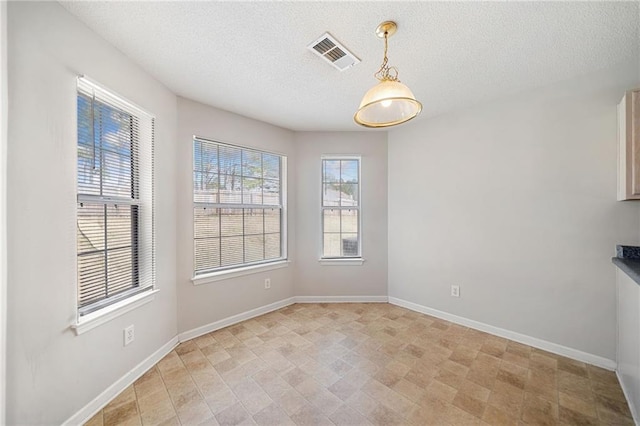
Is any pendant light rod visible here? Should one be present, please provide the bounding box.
[373,22,399,82]
[353,20,423,128]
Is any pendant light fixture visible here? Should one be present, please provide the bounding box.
[354,21,422,128]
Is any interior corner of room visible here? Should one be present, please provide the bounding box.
[3,1,640,425]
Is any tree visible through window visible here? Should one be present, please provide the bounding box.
[322,157,361,258]
[76,77,154,315]
[193,138,285,274]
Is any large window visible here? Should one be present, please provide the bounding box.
[193,138,285,275]
[76,77,154,316]
[322,157,361,258]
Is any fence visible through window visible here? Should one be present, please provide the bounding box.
[193,138,286,275]
[321,157,361,258]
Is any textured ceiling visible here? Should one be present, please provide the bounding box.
[61,1,639,131]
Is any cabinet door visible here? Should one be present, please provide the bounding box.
[618,89,640,200]
[617,269,640,416]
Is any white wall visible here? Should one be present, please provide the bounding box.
[176,97,296,333]
[294,132,388,297]
[7,2,178,424]
[388,65,640,361]
[6,1,640,422]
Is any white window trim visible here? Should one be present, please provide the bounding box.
[191,136,288,277]
[78,75,155,118]
[191,260,290,285]
[320,155,363,260]
[72,288,159,335]
[74,76,156,325]
[319,258,365,266]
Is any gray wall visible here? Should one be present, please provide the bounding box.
[176,97,296,333]
[388,65,640,361]
[293,132,388,297]
[7,2,640,423]
[0,1,7,423]
[7,2,178,423]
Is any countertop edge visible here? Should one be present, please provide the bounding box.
[612,257,640,285]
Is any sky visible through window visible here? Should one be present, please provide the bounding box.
[322,159,359,257]
[193,139,283,273]
[77,94,137,308]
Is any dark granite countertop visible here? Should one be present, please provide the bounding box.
[612,245,640,285]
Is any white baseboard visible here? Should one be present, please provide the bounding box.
[178,297,296,342]
[294,295,388,303]
[388,297,617,371]
[616,370,639,424]
[178,296,387,343]
[65,298,296,425]
[63,335,179,426]
[177,296,389,342]
[68,295,617,425]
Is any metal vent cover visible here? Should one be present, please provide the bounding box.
[307,32,360,71]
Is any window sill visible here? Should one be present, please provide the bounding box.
[72,289,159,336]
[192,260,290,285]
[319,258,365,266]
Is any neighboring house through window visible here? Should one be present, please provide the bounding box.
[193,138,286,275]
[76,77,155,316]
[321,156,361,258]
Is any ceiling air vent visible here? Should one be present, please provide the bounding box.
[307,32,360,71]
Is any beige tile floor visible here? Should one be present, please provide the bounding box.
[85,303,634,426]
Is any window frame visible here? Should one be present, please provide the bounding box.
[192,137,288,279]
[75,76,155,322]
[320,155,362,260]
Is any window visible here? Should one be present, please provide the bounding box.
[322,157,361,258]
[193,138,286,275]
[76,77,154,316]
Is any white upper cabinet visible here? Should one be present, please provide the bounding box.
[618,89,640,201]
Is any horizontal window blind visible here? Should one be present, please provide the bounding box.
[193,138,285,275]
[76,77,155,315]
[321,158,361,258]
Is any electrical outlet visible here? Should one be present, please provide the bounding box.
[264,278,271,289]
[124,325,135,346]
[451,285,460,298]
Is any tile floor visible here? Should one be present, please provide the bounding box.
[85,303,634,425]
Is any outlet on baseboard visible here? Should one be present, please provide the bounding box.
[124,325,135,346]
[451,285,460,298]
[264,278,271,289]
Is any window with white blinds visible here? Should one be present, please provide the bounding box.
[76,77,155,316]
[321,157,361,258]
[193,138,286,275]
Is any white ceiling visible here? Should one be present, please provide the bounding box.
[61,1,639,131]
